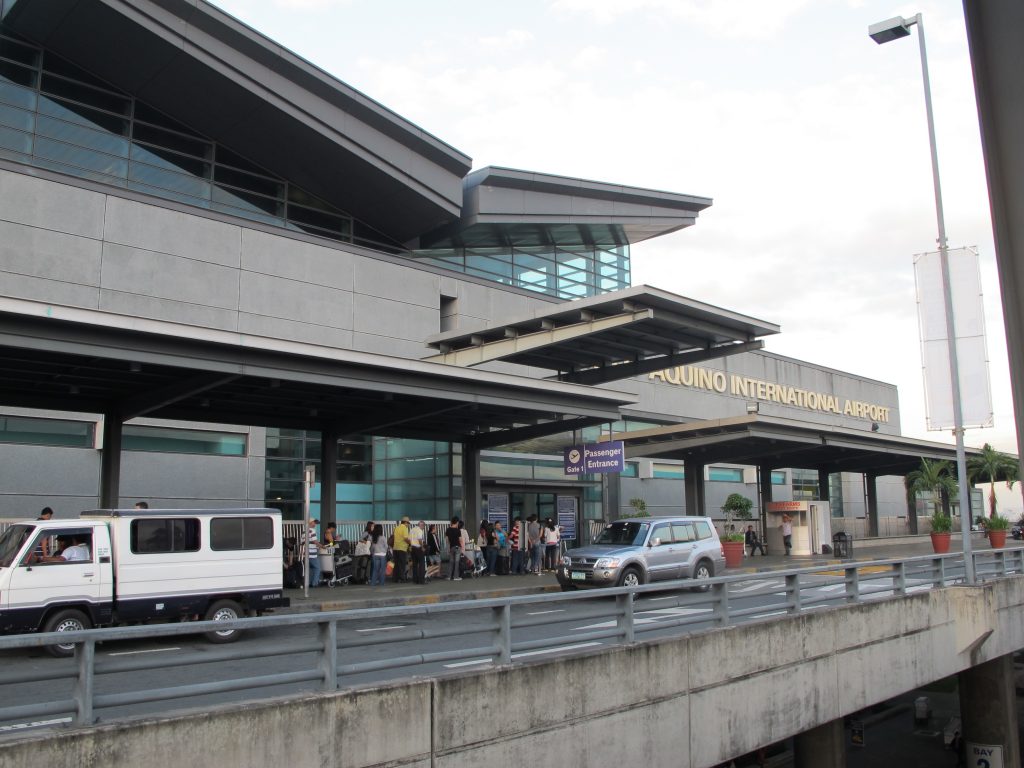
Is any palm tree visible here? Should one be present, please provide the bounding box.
[905,459,958,518]
[967,443,1019,519]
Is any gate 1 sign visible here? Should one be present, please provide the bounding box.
[563,442,625,475]
[967,743,1003,768]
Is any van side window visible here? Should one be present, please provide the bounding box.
[694,521,713,540]
[210,517,274,551]
[131,518,200,554]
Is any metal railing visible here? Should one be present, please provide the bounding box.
[0,549,1020,732]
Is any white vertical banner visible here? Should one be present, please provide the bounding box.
[914,246,993,430]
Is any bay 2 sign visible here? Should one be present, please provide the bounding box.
[564,441,625,476]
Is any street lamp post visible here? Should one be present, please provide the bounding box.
[869,14,975,584]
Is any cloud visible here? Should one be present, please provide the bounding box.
[478,29,535,51]
[550,0,817,39]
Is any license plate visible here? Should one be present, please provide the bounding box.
[571,571,586,581]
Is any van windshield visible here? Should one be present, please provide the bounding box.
[594,522,649,547]
[0,525,33,568]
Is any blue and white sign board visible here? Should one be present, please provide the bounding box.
[557,496,577,540]
[563,441,625,475]
[967,743,1003,768]
[486,493,509,530]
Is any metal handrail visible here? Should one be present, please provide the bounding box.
[0,549,1019,733]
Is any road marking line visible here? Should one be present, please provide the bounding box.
[751,610,787,619]
[512,642,601,659]
[442,642,604,669]
[444,658,492,668]
[526,609,565,615]
[106,647,181,656]
[0,717,71,732]
[816,584,847,593]
[355,625,406,633]
[730,579,784,594]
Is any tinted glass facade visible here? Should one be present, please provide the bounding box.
[414,241,629,300]
[0,27,355,243]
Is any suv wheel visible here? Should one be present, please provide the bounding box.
[618,566,642,588]
[691,560,713,592]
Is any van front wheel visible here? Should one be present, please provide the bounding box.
[42,609,92,658]
[203,600,244,643]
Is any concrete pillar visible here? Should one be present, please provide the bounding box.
[817,467,832,502]
[462,440,481,531]
[684,460,705,516]
[794,718,846,768]
[757,464,773,510]
[864,473,879,538]
[99,415,122,509]
[905,475,919,534]
[319,426,338,525]
[958,654,1021,767]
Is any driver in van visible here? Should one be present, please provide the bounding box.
[39,534,90,563]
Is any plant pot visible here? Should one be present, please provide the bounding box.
[989,530,1007,549]
[722,540,745,568]
[930,532,951,554]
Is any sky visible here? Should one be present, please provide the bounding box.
[210,0,1016,459]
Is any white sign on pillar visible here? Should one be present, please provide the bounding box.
[966,743,1003,768]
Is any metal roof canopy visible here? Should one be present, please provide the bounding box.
[423,285,780,385]
[0,302,632,444]
[607,414,981,476]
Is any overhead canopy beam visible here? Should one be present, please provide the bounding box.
[558,340,764,385]
[118,373,242,420]
[422,309,654,368]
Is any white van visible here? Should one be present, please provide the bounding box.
[0,508,289,656]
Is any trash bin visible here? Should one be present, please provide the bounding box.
[832,531,852,558]
[914,696,931,726]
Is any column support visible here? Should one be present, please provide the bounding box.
[794,718,846,768]
[865,473,879,538]
[319,426,338,526]
[463,440,482,532]
[99,415,122,509]
[958,654,1021,767]
[683,460,705,517]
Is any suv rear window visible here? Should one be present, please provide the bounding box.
[695,520,714,540]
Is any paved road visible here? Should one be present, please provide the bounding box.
[0,560,968,737]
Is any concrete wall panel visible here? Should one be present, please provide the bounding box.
[1,272,100,310]
[99,288,239,332]
[0,170,105,239]
[239,271,352,328]
[352,257,439,308]
[240,229,355,291]
[0,219,102,286]
[236,311,354,349]
[100,243,240,310]
[103,197,241,268]
[119,453,252,503]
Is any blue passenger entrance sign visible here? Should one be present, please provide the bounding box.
[563,441,625,475]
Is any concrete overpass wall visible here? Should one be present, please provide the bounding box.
[3,577,1023,768]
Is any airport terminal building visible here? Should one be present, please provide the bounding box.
[0,0,975,542]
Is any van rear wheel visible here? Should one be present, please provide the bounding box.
[203,600,244,643]
[42,609,92,658]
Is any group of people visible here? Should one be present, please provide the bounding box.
[296,515,566,588]
[742,515,794,557]
[442,515,563,581]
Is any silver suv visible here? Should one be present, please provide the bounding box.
[556,516,724,590]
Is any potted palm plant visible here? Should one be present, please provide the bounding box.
[906,459,958,551]
[929,511,952,554]
[987,513,1010,549]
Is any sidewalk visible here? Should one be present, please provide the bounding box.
[280,536,1024,614]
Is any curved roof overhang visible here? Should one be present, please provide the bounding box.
[2,0,471,243]
[426,166,713,247]
[609,415,984,476]
[0,299,633,444]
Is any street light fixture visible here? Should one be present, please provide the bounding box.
[869,13,975,584]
